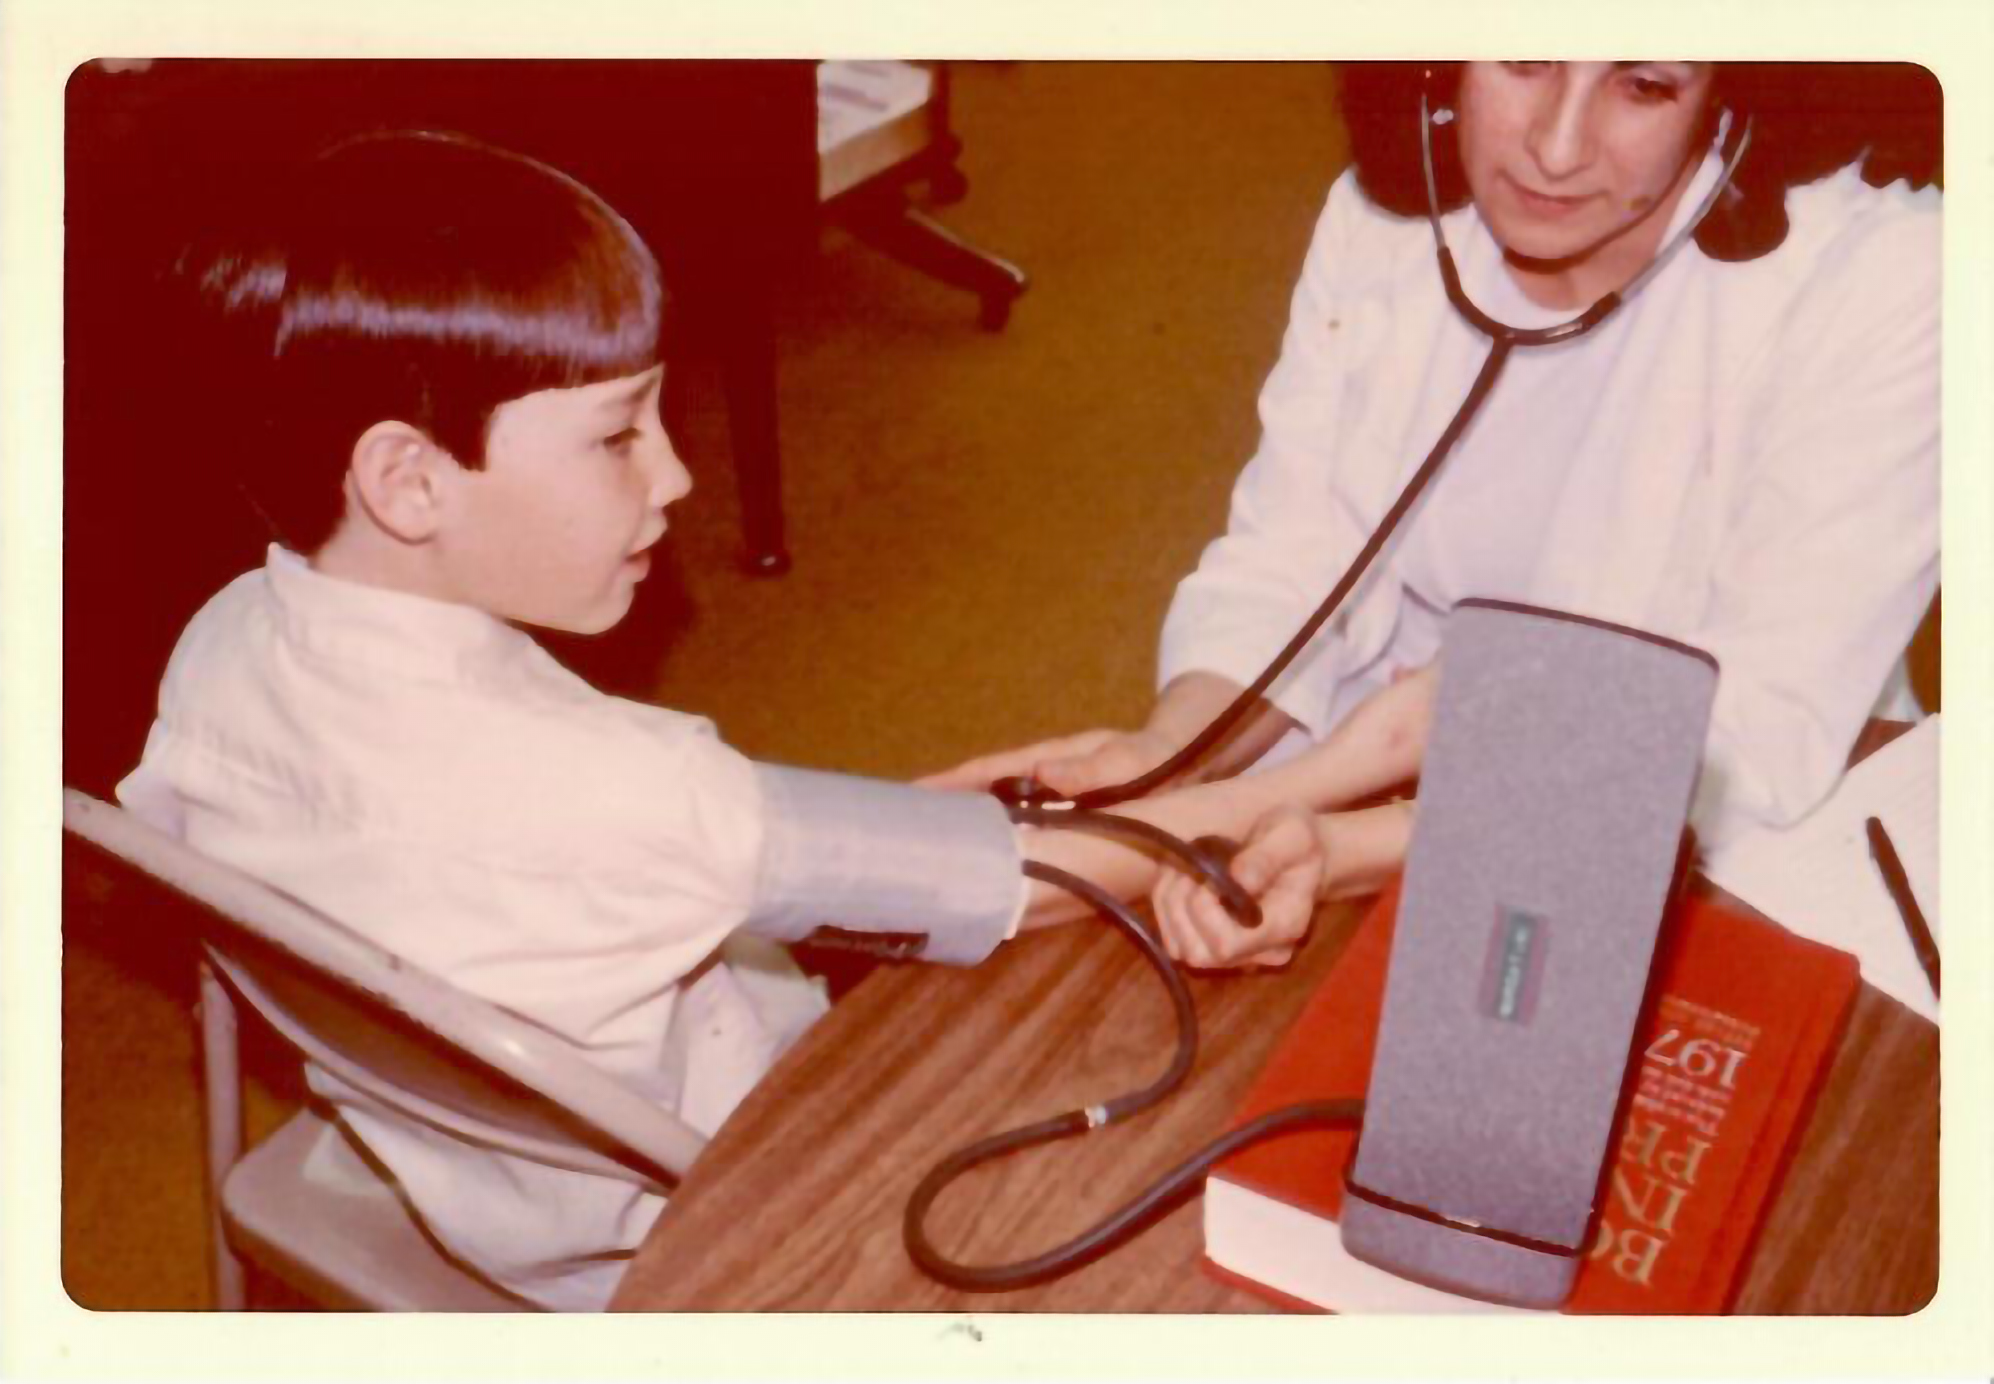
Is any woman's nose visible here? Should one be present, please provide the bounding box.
[1525,77,1596,181]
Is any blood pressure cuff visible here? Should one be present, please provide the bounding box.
[744,763,1026,967]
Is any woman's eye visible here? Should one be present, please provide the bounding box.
[603,428,640,453]
[1625,73,1681,103]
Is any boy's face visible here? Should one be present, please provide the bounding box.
[440,365,688,634]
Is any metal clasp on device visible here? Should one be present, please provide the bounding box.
[1340,1148,1587,1259]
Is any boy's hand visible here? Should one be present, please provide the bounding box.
[917,727,1177,799]
[1152,804,1323,970]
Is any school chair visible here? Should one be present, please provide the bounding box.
[61,788,710,1312]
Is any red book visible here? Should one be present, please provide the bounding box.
[1203,878,1859,1313]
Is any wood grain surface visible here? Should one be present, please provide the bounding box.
[611,890,1938,1314]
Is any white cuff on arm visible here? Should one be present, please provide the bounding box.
[744,764,1027,966]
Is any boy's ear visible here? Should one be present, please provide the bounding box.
[346,421,454,543]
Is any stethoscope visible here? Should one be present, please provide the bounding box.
[909,86,1756,1291]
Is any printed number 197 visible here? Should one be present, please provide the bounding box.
[1644,1029,1746,1089]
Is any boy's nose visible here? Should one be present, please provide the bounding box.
[649,442,693,507]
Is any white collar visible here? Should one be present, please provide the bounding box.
[263,544,533,677]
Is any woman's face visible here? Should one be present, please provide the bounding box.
[1455,61,1716,272]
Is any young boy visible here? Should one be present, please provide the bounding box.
[117,131,1381,1310]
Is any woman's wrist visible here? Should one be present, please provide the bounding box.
[1147,671,1298,786]
[1146,672,1244,748]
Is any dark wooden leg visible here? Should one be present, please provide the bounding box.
[922,134,970,205]
[712,283,792,576]
[840,195,1028,332]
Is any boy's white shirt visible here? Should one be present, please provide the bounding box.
[117,546,836,1310]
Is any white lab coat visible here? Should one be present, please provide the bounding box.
[1161,152,1940,849]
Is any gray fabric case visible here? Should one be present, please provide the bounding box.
[746,764,1023,967]
[1340,600,1717,1308]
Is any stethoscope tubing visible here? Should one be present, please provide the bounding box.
[902,857,1366,1292]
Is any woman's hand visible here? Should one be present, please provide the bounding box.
[917,727,1179,799]
[918,672,1298,800]
[1151,804,1324,970]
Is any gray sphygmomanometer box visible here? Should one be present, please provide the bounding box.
[1339,600,1717,1309]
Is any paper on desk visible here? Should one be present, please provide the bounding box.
[816,60,932,154]
[1701,715,1939,1023]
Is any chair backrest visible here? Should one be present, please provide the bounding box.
[62,788,707,1190]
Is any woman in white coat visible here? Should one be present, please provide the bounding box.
[932,61,1942,967]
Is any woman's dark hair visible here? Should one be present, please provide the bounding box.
[1333,62,1942,263]
[185,130,666,552]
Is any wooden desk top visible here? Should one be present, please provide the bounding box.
[611,890,1938,1314]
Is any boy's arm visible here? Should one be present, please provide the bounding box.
[1018,665,1433,932]
[1015,716,1417,928]
[1014,767,1298,928]
[740,665,1435,965]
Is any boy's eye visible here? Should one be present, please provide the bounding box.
[603,427,640,453]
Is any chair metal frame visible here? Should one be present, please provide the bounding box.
[62,787,709,1311]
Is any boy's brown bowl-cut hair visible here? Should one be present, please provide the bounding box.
[182,130,666,553]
